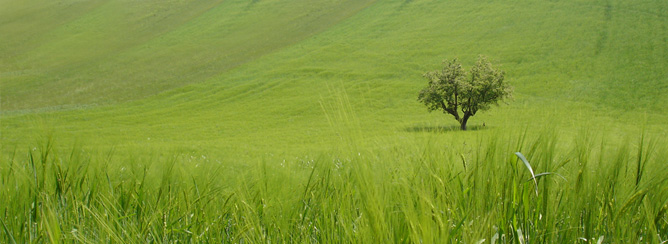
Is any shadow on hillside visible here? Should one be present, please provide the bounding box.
[404,124,488,133]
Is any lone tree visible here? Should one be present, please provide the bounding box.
[418,56,512,130]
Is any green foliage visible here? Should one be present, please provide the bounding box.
[418,56,512,130]
[1,133,667,242]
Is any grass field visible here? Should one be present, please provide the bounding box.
[1,0,668,242]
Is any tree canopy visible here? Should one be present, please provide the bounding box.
[418,56,512,130]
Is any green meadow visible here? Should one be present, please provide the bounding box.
[1,0,667,242]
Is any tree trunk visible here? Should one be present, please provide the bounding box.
[460,113,471,130]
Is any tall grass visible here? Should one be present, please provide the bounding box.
[1,132,666,243]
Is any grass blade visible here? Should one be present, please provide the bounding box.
[527,172,566,182]
[0,218,17,244]
[515,152,538,196]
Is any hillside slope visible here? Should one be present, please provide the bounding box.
[2,0,668,156]
[0,0,375,111]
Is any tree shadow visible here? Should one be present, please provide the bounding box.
[404,124,488,133]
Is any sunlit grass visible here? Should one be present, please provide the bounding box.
[1,131,666,242]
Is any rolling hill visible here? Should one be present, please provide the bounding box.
[2,0,668,156]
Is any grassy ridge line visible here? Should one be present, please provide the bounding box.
[1,132,666,242]
[0,0,376,111]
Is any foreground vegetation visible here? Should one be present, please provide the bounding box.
[2,132,666,243]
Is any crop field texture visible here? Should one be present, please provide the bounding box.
[1,0,668,243]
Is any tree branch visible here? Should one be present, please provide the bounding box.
[440,101,460,121]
